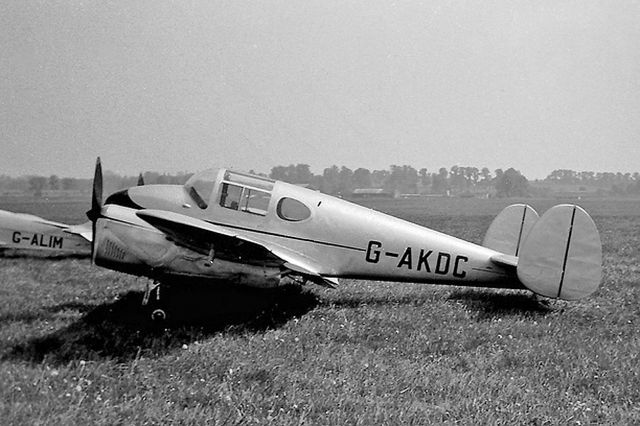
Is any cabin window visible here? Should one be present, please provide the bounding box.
[220,183,243,210]
[242,188,270,216]
[277,197,311,222]
[220,183,271,216]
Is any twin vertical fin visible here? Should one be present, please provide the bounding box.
[483,204,539,256]
[485,204,602,300]
[516,205,602,300]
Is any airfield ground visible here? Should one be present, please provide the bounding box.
[0,197,639,424]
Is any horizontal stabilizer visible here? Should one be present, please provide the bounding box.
[490,253,518,268]
[517,205,602,300]
[483,204,538,256]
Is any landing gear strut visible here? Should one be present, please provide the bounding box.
[143,280,167,322]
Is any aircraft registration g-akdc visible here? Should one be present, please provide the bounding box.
[73,158,602,320]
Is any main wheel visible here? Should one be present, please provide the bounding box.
[151,308,167,322]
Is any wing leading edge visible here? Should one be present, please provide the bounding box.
[136,209,338,288]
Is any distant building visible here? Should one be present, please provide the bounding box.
[350,188,394,199]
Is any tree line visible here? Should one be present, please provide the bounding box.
[543,169,640,195]
[2,166,640,198]
[269,164,530,197]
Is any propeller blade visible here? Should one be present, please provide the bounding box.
[86,157,103,262]
[87,157,103,221]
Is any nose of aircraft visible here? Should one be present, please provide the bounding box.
[104,189,143,210]
[104,189,141,209]
[105,184,192,212]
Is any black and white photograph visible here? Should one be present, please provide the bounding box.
[1,1,639,424]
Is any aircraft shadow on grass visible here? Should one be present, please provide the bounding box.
[4,285,319,365]
[322,287,553,319]
[4,286,552,365]
[447,288,554,320]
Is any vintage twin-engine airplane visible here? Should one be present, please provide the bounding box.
[75,158,601,320]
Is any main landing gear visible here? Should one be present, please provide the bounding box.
[143,280,167,322]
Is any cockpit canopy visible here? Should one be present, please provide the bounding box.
[184,169,275,216]
[184,169,218,209]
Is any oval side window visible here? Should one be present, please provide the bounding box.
[277,197,311,222]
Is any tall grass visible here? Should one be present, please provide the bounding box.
[0,198,639,424]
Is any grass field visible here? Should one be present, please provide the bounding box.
[1,197,639,424]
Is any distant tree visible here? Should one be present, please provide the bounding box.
[480,167,492,184]
[419,168,430,186]
[438,167,448,181]
[465,167,479,187]
[352,168,372,188]
[294,164,313,184]
[495,168,530,197]
[401,165,418,194]
[28,176,47,197]
[385,165,418,194]
[338,166,354,195]
[449,165,462,191]
[48,175,60,190]
[269,166,288,181]
[431,168,449,194]
[61,177,76,190]
[321,165,340,194]
[370,169,389,188]
[579,171,595,183]
[269,164,312,184]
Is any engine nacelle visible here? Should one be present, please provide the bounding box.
[94,209,287,288]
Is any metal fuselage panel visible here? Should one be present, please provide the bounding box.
[211,182,516,287]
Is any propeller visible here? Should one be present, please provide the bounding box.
[86,157,103,262]
[86,157,103,222]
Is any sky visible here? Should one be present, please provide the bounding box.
[1,1,639,179]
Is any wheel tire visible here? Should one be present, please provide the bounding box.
[151,308,167,322]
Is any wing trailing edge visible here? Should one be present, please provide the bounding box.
[63,222,93,242]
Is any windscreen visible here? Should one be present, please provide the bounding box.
[185,169,218,209]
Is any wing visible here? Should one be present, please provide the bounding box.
[63,222,93,242]
[136,209,338,288]
[14,213,69,229]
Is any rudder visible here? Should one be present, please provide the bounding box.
[483,204,539,256]
[517,204,602,300]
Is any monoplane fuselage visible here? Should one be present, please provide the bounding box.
[94,168,518,289]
